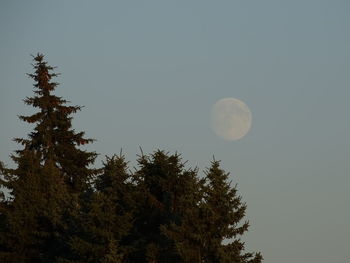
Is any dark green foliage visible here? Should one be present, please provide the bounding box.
[0,54,97,262]
[0,54,262,262]
[0,150,71,262]
[199,160,262,263]
[163,159,262,263]
[129,151,196,263]
[17,54,97,193]
[69,155,135,263]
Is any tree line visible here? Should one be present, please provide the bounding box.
[0,54,262,263]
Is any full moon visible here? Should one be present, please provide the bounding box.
[211,98,252,141]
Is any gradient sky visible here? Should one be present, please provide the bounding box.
[1,1,349,262]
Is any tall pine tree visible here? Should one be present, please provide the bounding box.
[0,54,97,262]
[18,54,97,193]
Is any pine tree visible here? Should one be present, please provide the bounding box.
[18,54,97,193]
[69,155,135,262]
[200,160,262,263]
[161,159,263,263]
[0,54,97,262]
[129,151,197,263]
[0,149,70,262]
[160,167,205,262]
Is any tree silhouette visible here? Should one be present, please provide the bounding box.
[199,160,262,263]
[0,54,262,263]
[0,54,97,262]
[129,151,196,262]
[18,54,97,193]
[163,159,262,263]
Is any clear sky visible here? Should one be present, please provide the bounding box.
[1,1,349,262]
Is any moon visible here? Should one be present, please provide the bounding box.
[211,98,252,141]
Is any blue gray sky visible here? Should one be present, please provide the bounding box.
[1,1,349,262]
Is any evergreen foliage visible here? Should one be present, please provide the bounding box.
[129,151,200,262]
[0,54,262,263]
[199,160,262,263]
[17,54,98,193]
[0,143,71,262]
[69,155,135,262]
[0,54,97,262]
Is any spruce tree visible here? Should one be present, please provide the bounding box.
[160,159,263,263]
[130,151,197,263]
[0,148,70,262]
[200,160,262,263]
[160,166,205,262]
[0,54,97,262]
[69,155,135,263]
[17,54,97,193]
